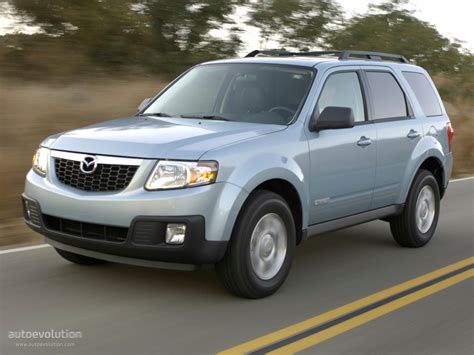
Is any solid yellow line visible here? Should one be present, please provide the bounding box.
[269,269,474,355]
[218,257,473,355]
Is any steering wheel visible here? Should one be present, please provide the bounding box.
[269,106,295,118]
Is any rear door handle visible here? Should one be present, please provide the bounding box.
[407,129,421,139]
[357,136,372,147]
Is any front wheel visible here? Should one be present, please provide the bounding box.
[390,169,440,247]
[215,190,296,298]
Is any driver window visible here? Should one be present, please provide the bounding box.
[316,72,365,122]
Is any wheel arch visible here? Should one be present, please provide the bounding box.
[252,179,305,245]
[418,157,446,198]
[223,169,308,246]
[402,154,446,203]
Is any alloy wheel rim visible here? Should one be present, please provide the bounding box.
[250,213,287,280]
[415,185,436,234]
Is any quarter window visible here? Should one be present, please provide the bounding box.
[366,72,408,120]
[403,72,442,116]
[316,72,365,122]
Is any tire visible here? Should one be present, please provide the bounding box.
[55,248,106,265]
[215,190,296,299]
[390,169,440,247]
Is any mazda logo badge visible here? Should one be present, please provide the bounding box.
[80,156,98,174]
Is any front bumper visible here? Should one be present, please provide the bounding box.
[24,166,247,242]
[23,195,227,267]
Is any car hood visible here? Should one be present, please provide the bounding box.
[47,116,286,160]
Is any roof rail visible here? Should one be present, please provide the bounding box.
[245,49,341,58]
[244,49,410,63]
[245,49,293,57]
[339,50,410,63]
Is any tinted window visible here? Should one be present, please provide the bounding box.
[403,72,442,116]
[144,64,314,125]
[316,72,365,122]
[366,72,408,120]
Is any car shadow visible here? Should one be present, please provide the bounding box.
[53,220,398,301]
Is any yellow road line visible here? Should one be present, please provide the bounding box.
[269,269,473,354]
[218,257,473,355]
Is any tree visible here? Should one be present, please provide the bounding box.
[246,0,342,51]
[2,0,472,78]
[138,0,242,69]
[325,0,468,73]
[5,0,242,75]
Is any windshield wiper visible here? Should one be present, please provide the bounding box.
[139,112,171,117]
[180,114,230,121]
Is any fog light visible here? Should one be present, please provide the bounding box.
[24,200,32,219]
[165,224,186,245]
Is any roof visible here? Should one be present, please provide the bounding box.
[202,50,416,69]
[203,56,330,68]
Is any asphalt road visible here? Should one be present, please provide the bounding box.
[1,178,473,355]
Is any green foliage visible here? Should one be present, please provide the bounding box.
[141,0,242,70]
[2,0,242,77]
[325,0,470,74]
[246,0,342,50]
[1,0,472,79]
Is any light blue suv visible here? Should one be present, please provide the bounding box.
[23,50,454,298]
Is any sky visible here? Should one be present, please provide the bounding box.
[1,0,472,52]
[0,3,40,35]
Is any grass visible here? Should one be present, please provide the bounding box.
[0,76,472,247]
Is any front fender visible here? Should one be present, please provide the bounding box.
[216,153,310,241]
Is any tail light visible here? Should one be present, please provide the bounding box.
[447,122,454,152]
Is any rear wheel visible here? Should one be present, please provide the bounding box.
[55,248,106,265]
[390,170,440,247]
[216,190,296,298]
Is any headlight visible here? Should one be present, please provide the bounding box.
[145,161,218,190]
[32,147,50,176]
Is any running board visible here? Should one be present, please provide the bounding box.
[304,204,404,240]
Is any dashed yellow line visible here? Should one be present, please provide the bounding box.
[219,257,474,355]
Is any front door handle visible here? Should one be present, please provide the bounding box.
[357,136,372,147]
[407,129,421,139]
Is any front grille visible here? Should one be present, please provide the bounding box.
[43,214,128,243]
[55,158,138,192]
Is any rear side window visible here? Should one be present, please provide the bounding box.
[403,72,442,116]
[366,72,408,120]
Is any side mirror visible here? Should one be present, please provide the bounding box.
[138,98,151,111]
[310,106,355,132]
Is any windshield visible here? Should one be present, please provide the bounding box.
[143,64,314,125]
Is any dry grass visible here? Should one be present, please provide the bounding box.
[0,77,472,247]
[444,102,474,176]
[433,74,474,177]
